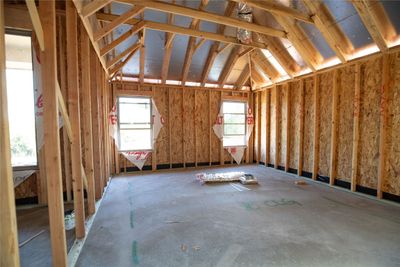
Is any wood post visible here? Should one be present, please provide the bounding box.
[285,83,291,172]
[194,90,198,167]
[57,17,72,202]
[257,92,261,163]
[312,75,320,180]
[0,1,21,265]
[182,89,186,167]
[208,90,212,166]
[265,90,271,166]
[351,64,361,191]
[330,69,339,186]
[79,21,96,215]
[220,91,224,165]
[168,89,172,168]
[377,54,393,198]
[298,80,304,176]
[275,85,280,169]
[66,0,85,239]
[40,0,68,265]
[90,47,103,200]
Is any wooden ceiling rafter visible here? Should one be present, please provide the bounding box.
[93,5,144,42]
[350,0,397,52]
[99,20,144,56]
[218,45,243,87]
[303,0,353,63]
[139,28,145,84]
[106,41,141,69]
[273,14,323,71]
[109,44,139,77]
[230,0,314,24]
[251,49,280,82]
[161,11,175,84]
[96,13,269,50]
[118,0,287,38]
[200,1,236,87]
[235,64,250,90]
[81,0,113,18]
[181,0,210,84]
[251,15,299,78]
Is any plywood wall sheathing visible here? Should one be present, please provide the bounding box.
[256,50,400,198]
[303,78,314,174]
[154,87,169,164]
[210,91,221,163]
[196,90,210,164]
[298,80,305,175]
[318,72,333,177]
[183,90,196,164]
[385,52,400,196]
[289,81,300,170]
[337,65,355,182]
[170,89,184,164]
[358,58,382,189]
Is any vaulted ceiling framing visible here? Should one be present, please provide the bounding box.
[77,0,399,90]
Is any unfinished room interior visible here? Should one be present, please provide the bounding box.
[2,0,400,266]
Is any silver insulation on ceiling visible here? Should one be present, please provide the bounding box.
[237,3,253,44]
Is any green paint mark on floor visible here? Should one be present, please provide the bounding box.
[131,240,139,265]
[242,202,254,211]
[130,210,134,229]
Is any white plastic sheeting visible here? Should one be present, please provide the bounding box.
[213,103,254,164]
[109,99,164,170]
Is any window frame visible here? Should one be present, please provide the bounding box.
[222,100,247,148]
[6,29,39,170]
[117,96,153,152]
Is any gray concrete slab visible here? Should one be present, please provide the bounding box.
[76,165,400,267]
[17,204,76,267]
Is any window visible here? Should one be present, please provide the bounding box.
[118,97,152,151]
[5,32,37,167]
[222,101,246,147]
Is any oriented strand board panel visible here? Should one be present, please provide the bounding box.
[337,66,355,181]
[260,90,267,163]
[195,91,210,163]
[269,87,276,166]
[318,72,333,177]
[183,90,196,163]
[289,81,300,170]
[154,87,169,164]
[385,52,400,195]
[279,85,287,167]
[358,58,382,189]
[303,77,314,173]
[210,91,221,163]
[170,89,183,164]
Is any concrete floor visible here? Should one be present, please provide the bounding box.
[17,205,76,267]
[76,165,400,267]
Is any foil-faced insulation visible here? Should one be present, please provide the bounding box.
[237,3,253,44]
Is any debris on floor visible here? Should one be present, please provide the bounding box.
[196,172,258,185]
[295,180,307,185]
[239,174,258,184]
[64,210,75,230]
[181,244,187,252]
[18,229,46,248]
[192,246,200,251]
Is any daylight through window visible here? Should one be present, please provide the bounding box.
[118,97,152,151]
[222,101,246,147]
[5,32,37,167]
